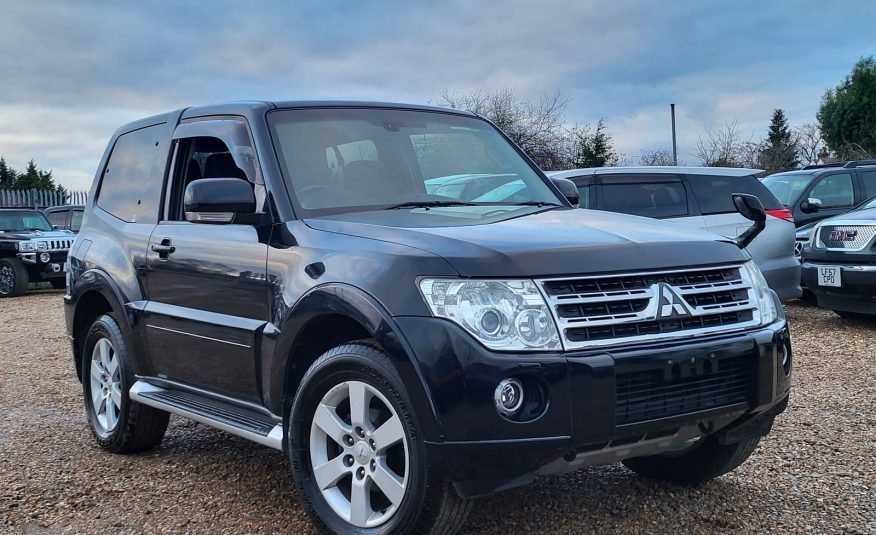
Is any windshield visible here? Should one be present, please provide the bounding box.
[268,108,561,216]
[762,173,816,206]
[0,210,53,232]
[855,194,876,211]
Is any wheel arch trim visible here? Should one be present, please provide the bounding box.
[263,282,444,441]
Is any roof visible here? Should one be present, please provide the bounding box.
[180,100,474,120]
[546,166,763,180]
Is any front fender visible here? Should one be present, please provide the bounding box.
[262,283,443,441]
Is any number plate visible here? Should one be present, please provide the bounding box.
[817,266,841,287]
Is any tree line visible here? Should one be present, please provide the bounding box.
[0,156,65,193]
[444,55,876,174]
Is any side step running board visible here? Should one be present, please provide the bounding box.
[130,381,284,450]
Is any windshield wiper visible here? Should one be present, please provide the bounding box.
[503,200,564,207]
[386,201,479,210]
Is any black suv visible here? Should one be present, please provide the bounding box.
[0,208,73,296]
[65,101,792,534]
[802,207,876,317]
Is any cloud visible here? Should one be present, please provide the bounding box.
[1,0,875,188]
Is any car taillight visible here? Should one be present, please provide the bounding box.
[766,209,794,222]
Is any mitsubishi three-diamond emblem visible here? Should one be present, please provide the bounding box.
[655,283,692,318]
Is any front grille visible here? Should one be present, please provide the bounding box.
[615,354,753,425]
[817,224,876,250]
[538,265,761,349]
[35,238,73,251]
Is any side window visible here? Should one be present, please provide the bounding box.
[688,174,783,213]
[46,210,67,227]
[601,181,688,218]
[97,124,167,224]
[69,210,84,232]
[337,139,378,164]
[810,173,853,208]
[858,170,876,200]
[168,136,249,221]
[577,185,592,208]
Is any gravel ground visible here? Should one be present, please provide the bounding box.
[1,291,874,534]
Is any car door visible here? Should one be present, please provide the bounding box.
[142,117,270,402]
[797,172,856,226]
[594,173,706,229]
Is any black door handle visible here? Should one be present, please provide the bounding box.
[151,238,175,259]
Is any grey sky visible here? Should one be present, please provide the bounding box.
[1,0,874,190]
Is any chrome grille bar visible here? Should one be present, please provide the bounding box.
[538,264,761,350]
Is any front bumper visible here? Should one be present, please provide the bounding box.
[802,261,876,313]
[397,308,791,495]
[18,251,67,279]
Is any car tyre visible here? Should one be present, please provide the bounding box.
[0,258,29,297]
[623,435,760,485]
[82,314,169,453]
[289,342,472,534]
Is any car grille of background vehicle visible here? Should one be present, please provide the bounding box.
[817,224,876,250]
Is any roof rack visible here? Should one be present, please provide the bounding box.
[803,160,876,170]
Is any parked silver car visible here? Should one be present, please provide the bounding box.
[545,167,801,301]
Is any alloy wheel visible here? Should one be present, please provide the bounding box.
[0,265,14,295]
[89,338,122,433]
[309,380,409,528]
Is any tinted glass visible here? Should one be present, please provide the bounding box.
[762,173,816,206]
[688,174,782,214]
[859,170,876,200]
[0,210,52,231]
[810,173,853,208]
[97,124,167,223]
[601,182,688,218]
[69,209,84,231]
[269,108,559,215]
[46,210,67,226]
[577,185,592,208]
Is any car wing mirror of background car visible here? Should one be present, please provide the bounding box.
[549,177,578,207]
[732,193,767,250]
[800,197,822,214]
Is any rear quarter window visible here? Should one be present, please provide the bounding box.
[601,180,688,218]
[97,124,168,224]
[687,174,782,214]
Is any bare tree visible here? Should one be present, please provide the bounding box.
[695,121,760,168]
[639,148,676,166]
[441,88,571,170]
[795,123,827,166]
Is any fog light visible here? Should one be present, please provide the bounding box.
[39,253,50,263]
[494,378,524,416]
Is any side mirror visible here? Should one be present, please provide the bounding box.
[732,193,767,249]
[184,178,256,224]
[799,197,822,214]
[550,177,579,207]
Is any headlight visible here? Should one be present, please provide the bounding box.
[16,241,35,252]
[36,241,48,251]
[743,261,777,325]
[419,279,561,351]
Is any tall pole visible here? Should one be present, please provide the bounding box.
[670,103,678,166]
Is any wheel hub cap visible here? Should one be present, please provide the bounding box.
[89,337,121,434]
[309,380,409,529]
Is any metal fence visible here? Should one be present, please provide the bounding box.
[0,189,88,209]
